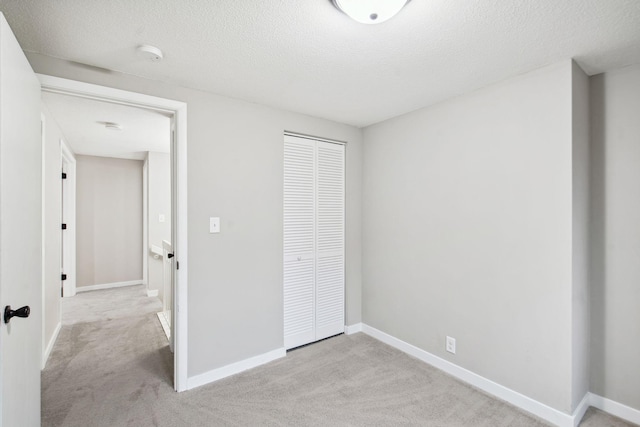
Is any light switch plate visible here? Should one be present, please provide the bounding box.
[209,217,220,233]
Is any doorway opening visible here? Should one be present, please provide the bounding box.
[38,74,188,391]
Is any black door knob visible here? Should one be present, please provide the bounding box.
[167,253,174,259]
[4,305,30,324]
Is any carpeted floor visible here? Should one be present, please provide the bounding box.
[62,284,163,324]
[42,286,636,427]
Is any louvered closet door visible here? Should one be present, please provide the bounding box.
[283,136,316,349]
[283,135,345,350]
[315,142,345,340]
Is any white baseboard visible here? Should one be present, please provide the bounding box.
[186,347,286,390]
[156,312,170,340]
[361,324,578,427]
[42,321,62,369]
[589,393,640,425]
[572,393,591,427]
[146,289,159,297]
[76,280,143,293]
[345,323,363,335]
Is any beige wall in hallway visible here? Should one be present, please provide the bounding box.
[146,151,171,298]
[76,155,143,288]
[41,102,64,362]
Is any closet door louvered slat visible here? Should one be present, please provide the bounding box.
[315,142,345,340]
[284,135,345,350]
[284,137,316,349]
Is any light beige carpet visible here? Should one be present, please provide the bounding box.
[62,285,162,324]
[42,286,637,427]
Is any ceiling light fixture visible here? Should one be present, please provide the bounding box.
[137,44,164,62]
[332,0,409,24]
[104,122,123,131]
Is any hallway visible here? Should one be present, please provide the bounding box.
[42,286,172,426]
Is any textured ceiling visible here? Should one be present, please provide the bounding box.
[42,92,170,160]
[4,0,640,127]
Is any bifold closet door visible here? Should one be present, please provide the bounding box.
[283,135,344,350]
[314,142,345,340]
[284,136,316,349]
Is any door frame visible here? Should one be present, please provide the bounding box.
[41,112,59,369]
[37,74,189,392]
[60,139,76,298]
[142,157,149,295]
[283,133,347,350]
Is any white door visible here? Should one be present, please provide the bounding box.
[60,162,65,298]
[60,141,76,297]
[314,141,345,340]
[283,137,316,349]
[162,240,173,352]
[168,123,176,363]
[0,13,43,427]
[283,135,345,350]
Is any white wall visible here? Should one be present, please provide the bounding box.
[76,155,143,288]
[362,61,579,413]
[41,102,63,362]
[146,151,171,298]
[26,53,363,379]
[570,62,590,410]
[590,63,640,411]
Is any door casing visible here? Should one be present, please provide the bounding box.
[37,74,189,392]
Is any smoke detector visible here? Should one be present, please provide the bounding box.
[137,45,163,62]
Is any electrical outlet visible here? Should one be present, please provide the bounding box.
[446,336,456,354]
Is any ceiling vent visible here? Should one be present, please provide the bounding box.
[104,122,123,131]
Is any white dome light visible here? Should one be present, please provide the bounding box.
[332,0,409,24]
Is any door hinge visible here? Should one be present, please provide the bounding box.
[61,274,67,281]
[61,223,67,230]
[62,172,67,179]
